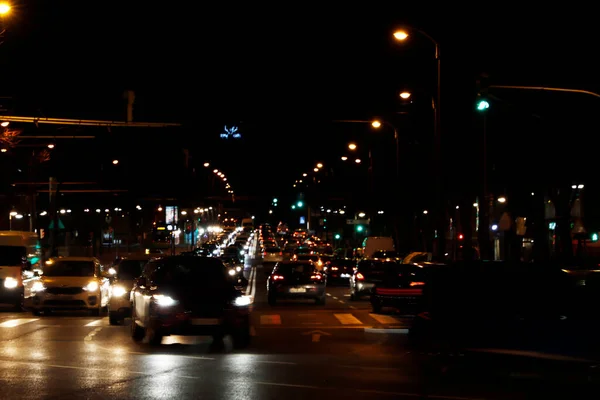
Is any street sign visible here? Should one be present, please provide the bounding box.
[346,219,369,225]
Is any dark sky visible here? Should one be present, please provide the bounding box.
[1,2,599,201]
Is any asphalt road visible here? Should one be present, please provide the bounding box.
[0,251,599,399]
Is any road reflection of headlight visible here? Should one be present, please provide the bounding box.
[3,277,18,289]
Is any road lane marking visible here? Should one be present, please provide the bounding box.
[338,300,344,303]
[326,293,332,297]
[343,294,350,297]
[259,325,371,330]
[84,318,106,327]
[1,359,200,379]
[332,296,338,299]
[0,318,38,328]
[368,313,401,325]
[260,314,281,325]
[334,313,362,325]
[256,381,320,389]
[349,306,357,309]
[364,328,408,334]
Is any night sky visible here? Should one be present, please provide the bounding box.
[1,2,599,206]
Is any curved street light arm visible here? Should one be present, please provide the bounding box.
[489,85,600,99]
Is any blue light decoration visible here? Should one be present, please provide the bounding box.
[220,125,241,139]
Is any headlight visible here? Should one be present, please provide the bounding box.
[84,281,99,292]
[32,281,45,292]
[108,267,117,275]
[228,269,236,276]
[240,250,245,255]
[152,294,177,307]
[3,277,18,289]
[112,286,127,297]
[234,295,251,306]
[235,266,242,272]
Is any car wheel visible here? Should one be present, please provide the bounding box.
[108,311,121,325]
[130,309,145,341]
[232,322,251,349]
[315,295,326,305]
[267,292,277,306]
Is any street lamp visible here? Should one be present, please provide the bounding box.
[371,119,400,180]
[371,120,381,128]
[348,143,357,150]
[399,91,412,99]
[203,162,210,167]
[316,163,323,169]
[0,3,10,16]
[393,26,442,257]
[112,159,119,165]
[341,156,348,161]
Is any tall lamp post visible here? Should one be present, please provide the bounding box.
[393,28,442,257]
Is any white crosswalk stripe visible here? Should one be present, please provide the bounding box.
[333,313,363,325]
[368,313,401,325]
[260,314,281,325]
[0,318,39,328]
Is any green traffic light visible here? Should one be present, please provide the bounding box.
[592,233,598,242]
[273,198,278,203]
[356,225,364,232]
[291,205,296,210]
[296,201,303,207]
[476,99,490,111]
[334,234,341,240]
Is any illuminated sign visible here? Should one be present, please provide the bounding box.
[220,125,241,139]
[165,206,178,225]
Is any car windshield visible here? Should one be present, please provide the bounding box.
[154,258,228,286]
[117,259,147,280]
[44,261,95,277]
[276,263,315,276]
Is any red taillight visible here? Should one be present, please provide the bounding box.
[310,274,322,280]
[410,281,425,287]
[356,272,365,280]
[272,275,285,280]
[279,252,283,256]
[263,252,266,256]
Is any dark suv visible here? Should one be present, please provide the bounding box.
[130,256,251,348]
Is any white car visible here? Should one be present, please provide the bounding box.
[108,256,152,325]
[29,257,110,316]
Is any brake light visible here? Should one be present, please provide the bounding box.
[356,272,365,280]
[279,252,283,256]
[410,281,425,287]
[272,275,285,280]
[263,252,266,257]
[310,274,322,280]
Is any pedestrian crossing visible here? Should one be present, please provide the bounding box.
[0,312,409,329]
[257,312,407,327]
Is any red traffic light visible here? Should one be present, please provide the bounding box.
[458,234,464,240]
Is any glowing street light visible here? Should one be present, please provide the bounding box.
[47,143,55,149]
[348,143,357,150]
[355,159,361,164]
[316,163,323,169]
[399,91,411,99]
[341,156,348,161]
[0,3,11,16]
[393,30,408,41]
[313,168,319,172]
[371,120,382,128]
[112,159,119,165]
[203,162,210,167]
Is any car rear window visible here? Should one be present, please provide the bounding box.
[276,263,315,275]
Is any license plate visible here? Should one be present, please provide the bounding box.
[191,318,221,326]
[289,288,306,293]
